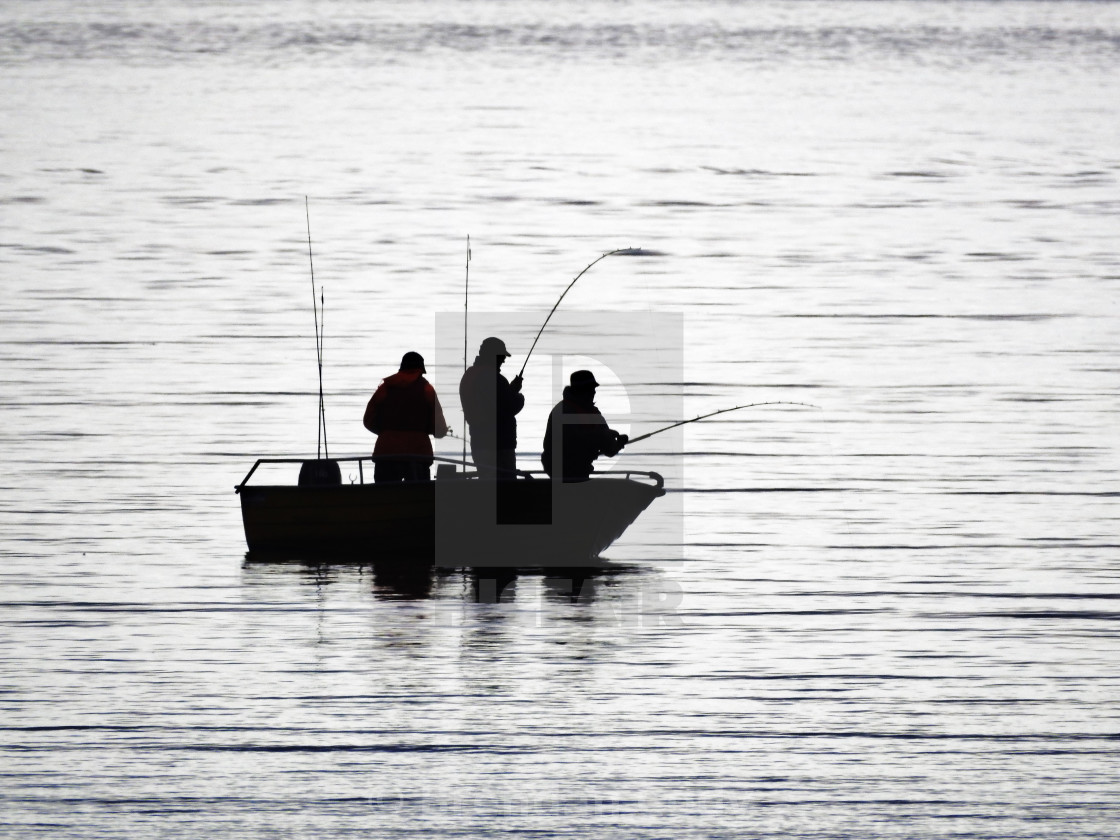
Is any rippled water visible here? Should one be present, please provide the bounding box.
[2,0,1119,836]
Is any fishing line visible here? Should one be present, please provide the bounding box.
[626,401,821,446]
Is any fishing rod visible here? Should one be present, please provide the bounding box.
[305,196,328,459]
[517,247,647,379]
[626,401,821,446]
[462,234,470,467]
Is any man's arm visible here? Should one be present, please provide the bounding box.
[428,386,449,439]
[363,386,385,434]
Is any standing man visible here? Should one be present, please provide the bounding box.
[541,369,628,482]
[364,351,448,483]
[459,336,524,478]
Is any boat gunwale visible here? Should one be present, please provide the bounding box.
[235,455,665,495]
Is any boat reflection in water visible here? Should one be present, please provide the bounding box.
[240,555,648,612]
[237,455,665,573]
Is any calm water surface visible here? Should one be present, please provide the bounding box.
[2,0,1119,836]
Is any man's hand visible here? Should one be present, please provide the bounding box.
[604,430,628,458]
[510,374,524,393]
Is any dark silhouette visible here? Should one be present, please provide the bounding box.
[364,352,448,483]
[297,458,341,487]
[459,336,525,478]
[541,370,628,482]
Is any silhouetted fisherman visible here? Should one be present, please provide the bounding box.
[364,351,448,483]
[459,336,525,478]
[542,369,628,482]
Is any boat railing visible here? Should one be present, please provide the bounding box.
[236,455,664,493]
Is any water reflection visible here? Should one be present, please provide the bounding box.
[244,554,436,600]
[241,554,649,607]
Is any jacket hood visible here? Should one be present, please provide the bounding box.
[382,370,425,388]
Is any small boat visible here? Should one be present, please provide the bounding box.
[235,455,665,565]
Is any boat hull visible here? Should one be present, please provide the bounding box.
[238,473,663,565]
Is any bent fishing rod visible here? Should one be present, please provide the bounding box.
[517,247,649,379]
[626,401,821,446]
[305,196,329,459]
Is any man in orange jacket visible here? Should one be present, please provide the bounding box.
[363,352,449,483]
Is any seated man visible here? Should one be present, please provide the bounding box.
[541,370,628,482]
